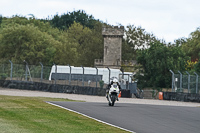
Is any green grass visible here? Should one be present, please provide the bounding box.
[0,95,128,133]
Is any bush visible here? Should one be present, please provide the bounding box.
[0,73,7,80]
[99,80,104,89]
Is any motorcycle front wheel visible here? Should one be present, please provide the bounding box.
[109,95,116,106]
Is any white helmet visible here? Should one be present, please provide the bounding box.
[112,78,118,83]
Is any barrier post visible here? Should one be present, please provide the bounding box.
[169,70,175,92]
[194,72,199,94]
[24,60,28,81]
[39,62,43,83]
[178,71,182,92]
[81,66,84,86]
[186,71,190,93]
[95,67,98,88]
[9,60,13,81]
[68,64,71,85]
[53,63,57,85]
[107,67,111,84]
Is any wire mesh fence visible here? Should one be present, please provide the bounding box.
[0,63,113,88]
[171,70,200,94]
[0,62,137,98]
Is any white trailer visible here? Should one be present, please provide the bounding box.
[49,65,132,84]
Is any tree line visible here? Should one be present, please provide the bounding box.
[0,10,200,89]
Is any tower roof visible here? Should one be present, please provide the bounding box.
[102,26,124,36]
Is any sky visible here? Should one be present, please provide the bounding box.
[1,0,200,43]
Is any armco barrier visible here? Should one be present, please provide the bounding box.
[0,80,131,98]
[1,80,200,101]
[0,80,107,96]
[121,89,131,98]
[163,92,200,103]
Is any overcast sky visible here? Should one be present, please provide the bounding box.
[1,0,200,43]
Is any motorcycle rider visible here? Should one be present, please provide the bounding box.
[106,77,122,101]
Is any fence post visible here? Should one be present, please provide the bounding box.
[9,60,13,81]
[68,64,71,85]
[81,66,84,86]
[186,71,190,93]
[121,68,124,80]
[24,60,28,81]
[39,62,43,83]
[169,70,175,92]
[53,63,57,85]
[194,72,199,94]
[95,67,98,88]
[178,71,182,92]
[107,67,111,84]
[2,64,4,74]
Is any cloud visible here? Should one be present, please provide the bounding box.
[1,0,200,43]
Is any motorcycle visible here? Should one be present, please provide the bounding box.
[107,83,120,106]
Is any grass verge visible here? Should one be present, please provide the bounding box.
[0,95,128,133]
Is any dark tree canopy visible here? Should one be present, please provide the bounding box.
[48,10,99,30]
[0,14,104,67]
[136,41,188,89]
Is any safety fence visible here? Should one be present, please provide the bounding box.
[0,62,133,97]
[169,70,200,94]
[164,70,200,103]
[0,63,107,88]
[0,63,108,96]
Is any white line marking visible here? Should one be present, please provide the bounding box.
[46,102,135,133]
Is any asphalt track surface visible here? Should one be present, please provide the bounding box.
[49,101,200,133]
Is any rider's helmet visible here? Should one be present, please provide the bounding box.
[112,78,119,84]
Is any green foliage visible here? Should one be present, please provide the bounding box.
[181,28,200,61]
[0,22,57,65]
[0,14,103,67]
[136,41,188,89]
[185,60,198,71]
[49,10,99,30]
[194,61,200,74]
[0,15,2,27]
[122,25,157,60]
[64,21,103,66]
[0,73,7,80]
[122,38,133,60]
[99,80,104,89]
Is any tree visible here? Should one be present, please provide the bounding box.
[1,16,62,41]
[123,25,157,60]
[194,60,200,74]
[181,27,200,61]
[0,23,57,65]
[136,41,188,89]
[66,22,103,66]
[0,15,104,67]
[0,15,2,27]
[49,10,98,30]
[53,31,79,65]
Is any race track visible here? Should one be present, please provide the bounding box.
[49,101,200,133]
